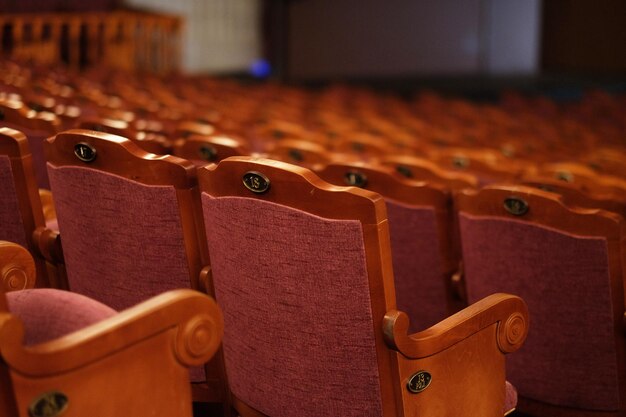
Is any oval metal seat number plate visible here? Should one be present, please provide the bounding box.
[344,171,367,188]
[243,171,270,194]
[395,165,413,178]
[74,142,97,163]
[29,391,69,417]
[407,371,432,394]
[199,145,218,162]
[288,149,304,162]
[504,197,529,216]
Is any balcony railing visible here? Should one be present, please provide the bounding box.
[0,10,182,73]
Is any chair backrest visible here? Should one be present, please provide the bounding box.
[537,161,626,196]
[77,118,172,154]
[44,129,205,311]
[520,175,626,220]
[172,133,251,167]
[456,185,626,413]
[315,161,456,331]
[267,139,331,170]
[429,148,525,185]
[0,128,50,288]
[380,154,479,190]
[198,157,397,417]
[198,157,528,417]
[0,97,60,189]
[332,133,391,160]
[0,288,223,417]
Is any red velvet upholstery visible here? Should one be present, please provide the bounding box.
[460,213,619,411]
[6,288,117,346]
[0,155,28,247]
[504,381,517,415]
[47,165,192,311]
[2,122,50,189]
[386,200,447,331]
[202,194,384,417]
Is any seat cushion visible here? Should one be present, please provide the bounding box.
[6,288,117,345]
[504,381,517,415]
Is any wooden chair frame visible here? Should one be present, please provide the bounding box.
[314,161,464,313]
[455,185,626,417]
[428,147,526,184]
[0,128,58,289]
[172,133,251,166]
[379,154,479,190]
[198,157,529,417]
[536,162,626,196]
[0,288,223,417]
[0,97,61,189]
[42,129,226,404]
[520,175,626,220]
[267,139,331,169]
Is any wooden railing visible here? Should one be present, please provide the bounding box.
[0,11,182,73]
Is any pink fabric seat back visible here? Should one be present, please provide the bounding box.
[386,200,447,331]
[2,122,50,189]
[47,165,192,312]
[6,288,117,346]
[202,194,384,417]
[0,155,28,247]
[459,213,619,411]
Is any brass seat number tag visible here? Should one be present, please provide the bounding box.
[74,142,97,163]
[243,171,270,194]
[407,371,432,394]
[503,197,529,216]
[344,171,367,188]
[29,391,69,417]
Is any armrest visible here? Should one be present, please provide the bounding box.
[32,226,63,264]
[0,289,223,375]
[37,188,57,225]
[0,241,36,292]
[383,293,528,358]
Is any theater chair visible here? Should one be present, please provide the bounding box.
[0,284,223,417]
[379,154,479,190]
[198,157,528,417]
[77,117,172,155]
[172,133,251,167]
[42,129,227,405]
[315,161,459,330]
[456,185,626,417]
[428,148,526,186]
[520,175,626,219]
[0,128,60,288]
[535,162,626,197]
[267,139,332,170]
[0,97,61,189]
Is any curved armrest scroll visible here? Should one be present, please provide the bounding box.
[1,289,223,376]
[383,293,528,359]
[0,241,36,292]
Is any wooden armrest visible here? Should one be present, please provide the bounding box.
[32,226,63,264]
[0,241,36,292]
[1,289,223,416]
[37,189,57,224]
[385,294,528,416]
[383,293,528,358]
[1,289,223,375]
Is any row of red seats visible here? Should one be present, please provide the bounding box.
[1,59,625,417]
[3,125,625,416]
